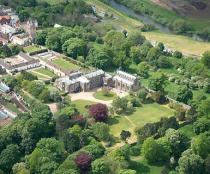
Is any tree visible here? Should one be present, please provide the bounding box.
[46,32,62,52]
[91,122,110,141]
[75,152,92,172]
[178,150,204,174]
[89,103,109,122]
[130,46,142,64]
[205,154,210,174]
[175,86,193,104]
[141,137,167,164]
[127,31,145,46]
[157,42,165,52]
[146,47,160,66]
[157,56,172,69]
[12,162,30,174]
[191,133,210,158]
[91,159,109,174]
[0,144,21,172]
[87,47,112,69]
[112,97,129,114]
[148,74,167,92]
[172,19,191,34]
[197,99,210,116]
[62,125,82,153]
[62,38,87,59]
[173,51,182,59]
[35,30,47,45]
[164,129,188,158]
[193,117,210,134]
[202,51,210,68]
[120,130,131,142]
[137,61,150,78]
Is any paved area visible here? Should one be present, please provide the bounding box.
[69,88,128,106]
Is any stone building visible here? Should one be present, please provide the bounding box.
[56,70,106,93]
[0,52,40,74]
[113,70,139,91]
[56,70,139,93]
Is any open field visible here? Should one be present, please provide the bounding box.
[109,103,175,137]
[23,45,43,53]
[52,58,80,71]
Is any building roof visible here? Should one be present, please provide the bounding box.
[116,70,137,81]
[0,52,39,71]
[84,69,104,79]
[0,81,10,93]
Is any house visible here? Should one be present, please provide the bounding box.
[0,81,10,93]
[56,70,140,93]
[56,70,106,93]
[113,70,139,91]
[11,34,30,46]
[0,15,11,25]
[0,24,16,38]
[0,52,40,74]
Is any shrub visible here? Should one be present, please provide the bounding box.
[75,152,92,171]
[89,103,109,122]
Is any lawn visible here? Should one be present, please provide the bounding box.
[34,68,55,77]
[23,45,43,53]
[93,90,116,101]
[5,102,20,114]
[52,58,80,71]
[72,100,96,114]
[130,156,163,174]
[109,103,175,137]
[37,0,65,4]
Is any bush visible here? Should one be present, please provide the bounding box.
[89,103,109,122]
[75,152,92,172]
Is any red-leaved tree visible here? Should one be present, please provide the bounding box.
[75,152,92,172]
[89,103,109,122]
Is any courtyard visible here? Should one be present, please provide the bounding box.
[52,57,80,71]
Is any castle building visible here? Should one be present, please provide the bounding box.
[113,70,139,91]
[56,70,105,93]
[56,70,139,93]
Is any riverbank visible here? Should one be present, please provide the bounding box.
[87,0,210,57]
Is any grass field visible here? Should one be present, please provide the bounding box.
[109,103,174,137]
[72,100,96,113]
[5,102,20,114]
[130,156,163,174]
[37,0,65,4]
[34,68,55,77]
[52,58,80,71]
[93,90,116,101]
[23,45,43,53]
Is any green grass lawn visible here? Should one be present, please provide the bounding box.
[72,100,96,114]
[31,72,51,80]
[23,45,43,53]
[5,102,21,114]
[52,58,80,71]
[109,103,175,137]
[34,68,55,77]
[93,90,116,101]
[130,156,163,174]
[37,0,65,4]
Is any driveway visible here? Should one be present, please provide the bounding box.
[69,88,128,106]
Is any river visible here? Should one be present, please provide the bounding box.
[107,0,173,34]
